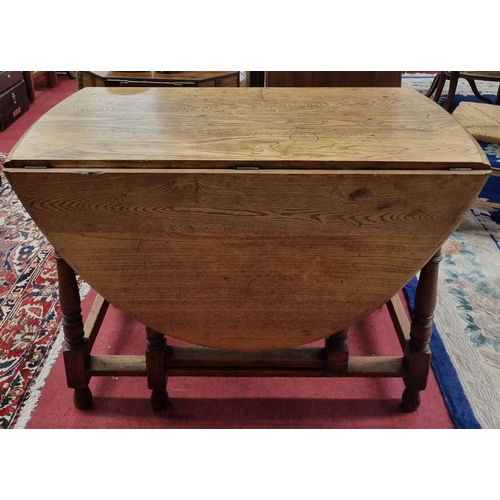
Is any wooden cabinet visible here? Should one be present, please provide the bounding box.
[82,71,240,88]
[0,73,29,132]
[249,71,402,87]
[0,71,23,94]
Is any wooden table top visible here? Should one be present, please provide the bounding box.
[4,86,491,350]
[88,71,239,83]
[6,87,489,170]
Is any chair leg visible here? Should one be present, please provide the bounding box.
[466,78,493,104]
[425,74,440,98]
[443,72,459,111]
[47,72,58,87]
[433,72,447,104]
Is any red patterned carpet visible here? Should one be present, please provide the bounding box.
[26,290,454,429]
[0,166,61,427]
[0,74,79,428]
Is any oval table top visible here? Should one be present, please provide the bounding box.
[4,87,491,350]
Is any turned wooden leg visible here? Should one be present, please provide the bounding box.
[325,328,349,374]
[146,327,168,411]
[401,249,441,412]
[55,253,92,409]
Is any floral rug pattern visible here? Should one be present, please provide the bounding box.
[436,209,500,428]
[0,158,58,428]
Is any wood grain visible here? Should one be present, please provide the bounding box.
[6,169,488,351]
[4,87,489,170]
[86,353,405,378]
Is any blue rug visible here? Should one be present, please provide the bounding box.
[403,74,500,428]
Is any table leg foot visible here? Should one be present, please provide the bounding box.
[151,389,169,412]
[73,387,93,409]
[401,388,421,412]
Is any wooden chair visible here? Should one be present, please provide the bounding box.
[23,71,58,101]
[452,101,500,209]
[427,71,500,112]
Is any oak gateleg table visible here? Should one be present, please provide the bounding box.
[4,87,491,412]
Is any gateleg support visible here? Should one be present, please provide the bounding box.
[146,327,168,411]
[325,328,349,375]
